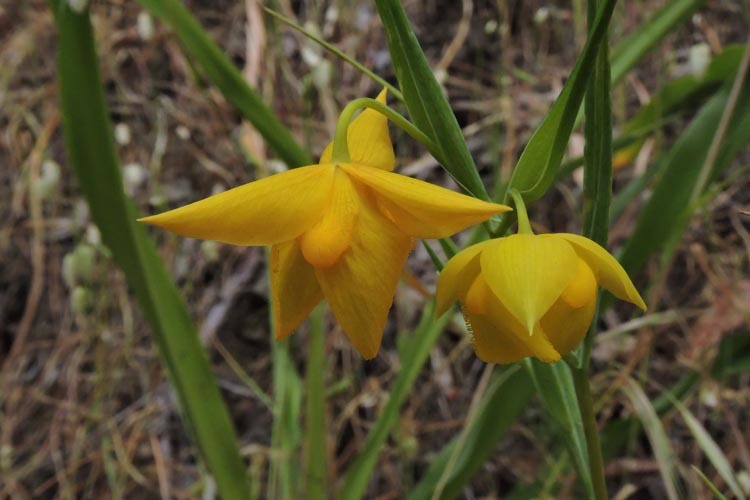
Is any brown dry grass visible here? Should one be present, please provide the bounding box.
[1,0,749,498]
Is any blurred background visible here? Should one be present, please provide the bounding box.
[1,0,749,498]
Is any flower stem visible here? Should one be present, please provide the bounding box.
[331,97,436,163]
[509,189,533,234]
[305,304,328,500]
[569,360,608,500]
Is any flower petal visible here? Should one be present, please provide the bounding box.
[299,168,359,268]
[480,234,578,334]
[553,233,647,311]
[139,165,335,246]
[435,240,493,316]
[466,284,561,364]
[464,311,532,364]
[341,164,510,238]
[540,291,596,357]
[320,89,395,171]
[314,190,414,359]
[270,241,324,339]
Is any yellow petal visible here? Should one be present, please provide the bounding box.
[320,89,395,171]
[299,168,359,268]
[466,285,561,363]
[139,165,335,246]
[464,311,532,364]
[540,292,597,357]
[270,241,324,339]
[553,233,647,311]
[559,258,598,309]
[480,234,578,334]
[341,164,510,238]
[314,190,414,359]
[435,240,493,316]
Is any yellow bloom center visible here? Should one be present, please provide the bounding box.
[557,258,597,309]
[299,167,359,269]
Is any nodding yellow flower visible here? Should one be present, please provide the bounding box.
[436,233,646,364]
[140,90,510,359]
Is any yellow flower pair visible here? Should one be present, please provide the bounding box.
[141,90,645,363]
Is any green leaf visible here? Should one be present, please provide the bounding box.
[136,0,312,168]
[673,402,747,500]
[304,306,329,500]
[268,332,303,499]
[692,466,730,500]
[610,0,706,85]
[621,378,683,500]
[55,4,250,499]
[262,7,403,102]
[505,0,618,202]
[526,360,594,498]
[618,61,750,279]
[374,0,488,200]
[582,0,613,248]
[338,302,449,499]
[407,366,535,500]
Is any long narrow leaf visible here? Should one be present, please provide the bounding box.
[374,0,488,199]
[137,0,312,168]
[506,0,618,202]
[525,360,594,498]
[618,63,750,278]
[673,401,747,499]
[55,4,250,498]
[622,378,683,500]
[407,366,535,500]
[611,0,706,85]
[305,306,329,500]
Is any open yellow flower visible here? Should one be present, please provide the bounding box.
[140,90,510,359]
[436,233,646,364]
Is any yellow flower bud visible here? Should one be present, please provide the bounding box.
[437,233,646,364]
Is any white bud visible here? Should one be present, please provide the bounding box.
[67,0,89,14]
[114,123,131,145]
[688,43,711,77]
[123,163,147,195]
[137,11,155,41]
[175,125,191,140]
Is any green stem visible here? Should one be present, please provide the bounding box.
[331,97,436,163]
[509,189,533,234]
[305,305,328,500]
[569,361,608,500]
[262,7,404,102]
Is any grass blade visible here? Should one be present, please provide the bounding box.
[268,326,303,499]
[55,4,250,498]
[673,402,747,499]
[407,366,535,500]
[374,0,489,200]
[621,378,683,500]
[505,0,617,202]
[526,360,594,498]
[262,7,403,102]
[618,58,750,279]
[136,0,312,168]
[611,0,706,85]
[338,302,449,499]
[305,306,329,500]
[692,466,730,500]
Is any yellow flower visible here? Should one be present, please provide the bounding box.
[436,233,646,364]
[140,90,510,359]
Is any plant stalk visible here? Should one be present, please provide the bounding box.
[571,364,608,500]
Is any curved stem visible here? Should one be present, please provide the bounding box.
[509,189,533,234]
[331,97,436,163]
